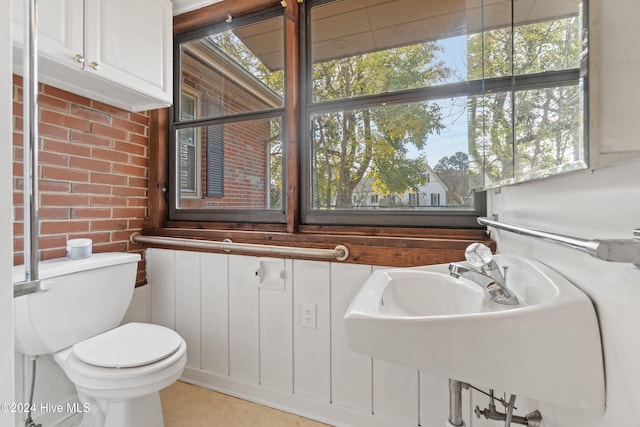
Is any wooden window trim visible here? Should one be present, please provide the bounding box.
[144,0,492,268]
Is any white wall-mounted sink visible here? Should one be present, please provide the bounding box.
[344,254,605,412]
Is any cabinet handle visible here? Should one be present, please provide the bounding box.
[74,54,85,64]
[89,62,100,71]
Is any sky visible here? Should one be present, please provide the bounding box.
[415,35,471,166]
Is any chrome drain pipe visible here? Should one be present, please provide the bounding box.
[448,379,465,426]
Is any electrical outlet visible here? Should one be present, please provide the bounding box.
[301,303,317,329]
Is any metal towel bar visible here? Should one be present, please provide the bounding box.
[130,233,350,262]
[478,217,640,267]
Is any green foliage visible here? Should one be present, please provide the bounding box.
[311,43,452,208]
[467,16,584,187]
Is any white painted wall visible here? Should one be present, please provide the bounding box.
[1,0,15,425]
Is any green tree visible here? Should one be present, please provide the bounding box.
[312,44,451,209]
[435,152,471,207]
[467,16,584,187]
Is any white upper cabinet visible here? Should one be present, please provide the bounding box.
[12,0,172,112]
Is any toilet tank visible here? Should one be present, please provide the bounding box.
[13,252,141,356]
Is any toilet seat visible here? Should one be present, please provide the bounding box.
[72,323,182,368]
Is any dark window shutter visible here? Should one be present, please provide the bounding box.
[205,101,224,197]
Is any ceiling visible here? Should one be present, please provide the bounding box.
[177,0,581,71]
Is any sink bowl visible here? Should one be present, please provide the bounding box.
[344,254,604,412]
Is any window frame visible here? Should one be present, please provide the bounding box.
[167,0,587,230]
[169,6,287,224]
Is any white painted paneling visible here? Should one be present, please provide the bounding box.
[147,248,176,329]
[200,252,229,376]
[419,372,451,427]
[175,251,202,369]
[330,263,373,412]
[372,360,419,425]
[292,260,331,402]
[228,255,260,383]
[259,259,293,392]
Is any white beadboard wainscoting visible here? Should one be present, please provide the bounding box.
[145,248,472,427]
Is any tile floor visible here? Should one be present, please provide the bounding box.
[160,381,331,427]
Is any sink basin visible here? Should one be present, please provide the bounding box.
[344,254,604,412]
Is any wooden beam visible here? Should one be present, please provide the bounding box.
[174,0,281,35]
[284,0,300,233]
[148,108,170,228]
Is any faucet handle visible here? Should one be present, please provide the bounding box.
[464,243,495,268]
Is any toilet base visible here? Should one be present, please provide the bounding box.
[77,391,164,427]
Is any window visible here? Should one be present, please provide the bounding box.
[171,8,285,221]
[301,0,587,227]
[170,1,587,228]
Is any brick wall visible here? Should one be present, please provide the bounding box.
[178,57,276,209]
[12,75,149,285]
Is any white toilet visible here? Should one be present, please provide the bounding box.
[13,252,187,427]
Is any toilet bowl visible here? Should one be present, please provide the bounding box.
[13,252,186,427]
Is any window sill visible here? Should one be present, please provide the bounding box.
[137,223,494,267]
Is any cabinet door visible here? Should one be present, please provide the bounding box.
[12,0,84,69]
[84,0,172,103]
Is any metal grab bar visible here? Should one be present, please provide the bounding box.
[130,233,350,262]
[478,217,640,267]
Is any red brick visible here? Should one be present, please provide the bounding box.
[39,151,70,167]
[39,123,69,140]
[70,104,111,124]
[91,147,129,164]
[70,156,112,173]
[70,130,111,147]
[114,140,146,156]
[39,180,71,192]
[72,183,112,195]
[112,163,146,177]
[40,220,90,234]
[41,193,90,207]
[112,116,146,135]
[39,94,70,112]
[71,207,112,219]
[90,100,130,118]
[91,122,127,140]
[42,110,91,132]
[42,86,91,107]
[91,219,128,231]
[43,138,91,157]
[39,207,71,219]
[130,155,148,167]
[90,195,127,206]
[42,166,90,182]
[127,133,148,145]
[129,112,149,126]
[112,207,147,218]
[113,186,146,197]
[90,172,127,186]
[128,177,148,189]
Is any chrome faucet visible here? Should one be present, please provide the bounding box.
[449,243,519,305]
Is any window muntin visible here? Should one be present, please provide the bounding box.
[172,9,285,220]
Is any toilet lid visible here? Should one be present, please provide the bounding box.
[72,323,183,368]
